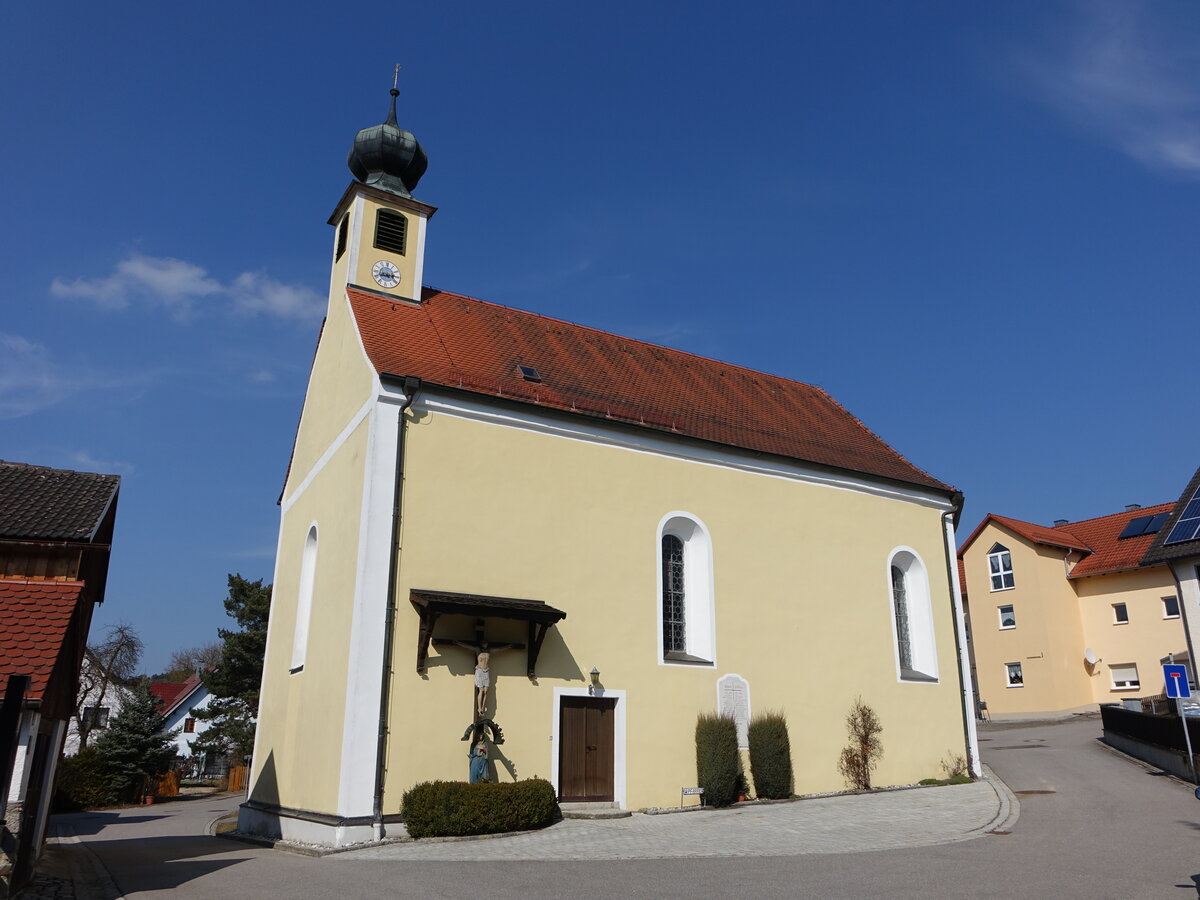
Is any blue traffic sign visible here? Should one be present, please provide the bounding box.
[1164,664,1191,699]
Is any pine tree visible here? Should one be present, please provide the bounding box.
[93,683,177,802]
[194,574,271,764]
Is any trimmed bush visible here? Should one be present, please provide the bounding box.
[53,747,117,812]
[401,778,558,839]
[695,712,741,807]
[748,711,793,800]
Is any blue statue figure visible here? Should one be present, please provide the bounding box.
[468,740,489,783]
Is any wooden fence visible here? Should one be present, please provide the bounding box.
[152,769,181,797]
[226,764,248,793]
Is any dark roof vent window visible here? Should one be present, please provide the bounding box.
[1053,519,1069,527]
[517,365,542,383]
[335,214,349,261]
[374,209,407,255]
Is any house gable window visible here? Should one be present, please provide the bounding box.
[998,604,1016,629]
[988,544,1015,591]
[184,717,196,734]
[657,513,714,665]
[888,548,937,683]
[1164,596,1181,619]
[82,706,110,730]
[1113,602,1129,625]
[291,524,318,674]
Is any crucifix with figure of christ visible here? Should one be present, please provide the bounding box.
[433,618,523,720]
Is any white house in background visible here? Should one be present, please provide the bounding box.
[149,675,213,761]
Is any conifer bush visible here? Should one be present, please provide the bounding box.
[401,778,558,839]
[748,711,793,800]
[93,683,177,802]
[695,712,742,806]
[53,747,117,811]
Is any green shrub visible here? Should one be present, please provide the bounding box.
[401,778,558,839]
[695,712,741,807]
[53,747,117,812]
[748,711,793,800]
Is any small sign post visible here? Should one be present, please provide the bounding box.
[681,786,704,808]
[1164,664,1197,783]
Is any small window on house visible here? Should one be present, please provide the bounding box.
[998,604,1016,629]
[1164,596,1181,619]
[1005,662,1023,687]
[82,706,110,729]
[988,544,1015,591]
[1110,663,1140,690]
[374,209,407,255]
[335,213,349,261]
[184,718,196,734]
[1113,603,1129,625]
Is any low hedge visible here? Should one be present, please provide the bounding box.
[53,747,117,812]
[401,778,559,839]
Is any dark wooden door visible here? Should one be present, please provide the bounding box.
[559,696,616,801]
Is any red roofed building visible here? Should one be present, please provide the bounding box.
[0,461,119,888]
[959,503,1186,719]
[240,91,977,848]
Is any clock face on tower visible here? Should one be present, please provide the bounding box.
[371,260,401,289]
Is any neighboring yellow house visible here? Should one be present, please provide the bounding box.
[238,90,978,848]
[960,504,1187,720]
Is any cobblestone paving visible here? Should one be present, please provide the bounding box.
[339,778,1010,862]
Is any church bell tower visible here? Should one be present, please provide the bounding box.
[327,81,435,306]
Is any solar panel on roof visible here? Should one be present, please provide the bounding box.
[1145,513,1170,534]
[1119,515,1154,539]
[1165,486,1200,546]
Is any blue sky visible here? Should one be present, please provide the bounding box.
[4,1,1198,675]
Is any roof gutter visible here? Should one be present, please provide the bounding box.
[940,493,980,777]
[373,376,421,840]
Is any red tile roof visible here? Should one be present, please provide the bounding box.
[346,288,953,493]
[0,579,83,700]
[958,503,1175,579]
[149,673,202,714]
[1060,503,1175,577]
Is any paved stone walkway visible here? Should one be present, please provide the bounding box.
[338,773,1015,862]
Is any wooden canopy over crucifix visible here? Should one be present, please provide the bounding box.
[410,589,567,679]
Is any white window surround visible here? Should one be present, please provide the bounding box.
[290,524,318,673]
[1110,663,1140,690]
[988,544,1015,591]
[887,547,938,683]
[1005,662,1024,687]
[1164,596,1181,619]
[998,604,1016,630]
[549,687,627,809]
[656,512,715,666]
[1112,602,1129,626]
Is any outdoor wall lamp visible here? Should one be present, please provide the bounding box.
[588,666,600,695]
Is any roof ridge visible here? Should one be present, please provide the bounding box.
[1054,501,1175,529]
[0,460,120,481]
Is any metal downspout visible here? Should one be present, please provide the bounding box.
[941,496,981,776]
[373,376,421,840]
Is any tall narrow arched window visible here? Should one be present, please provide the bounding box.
[291,525,318,673]
[657,513,715,664]
[891,565,913,672]
[888,548,937,683]
[662,535,686,654]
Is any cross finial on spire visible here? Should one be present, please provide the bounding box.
[392,64,401,94]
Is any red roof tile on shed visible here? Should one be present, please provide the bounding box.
[346,288,953,493]
[0,578,82,700]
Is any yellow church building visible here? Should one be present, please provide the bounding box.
[238,88,978,847]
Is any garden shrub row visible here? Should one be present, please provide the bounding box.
[400,777,559,839]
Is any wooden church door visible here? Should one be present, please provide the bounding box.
[558,696,616,802]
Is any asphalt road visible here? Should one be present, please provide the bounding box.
[36,716,1200,899]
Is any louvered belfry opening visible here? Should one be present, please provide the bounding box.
[335,214,349,260]
[374,209,407,255]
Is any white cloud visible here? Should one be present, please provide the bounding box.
[0,333,70,418]
[51,254,323,322]
[229,272,324,320]
[1021,2,1200,175]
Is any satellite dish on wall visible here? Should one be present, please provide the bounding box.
[1084,647,1098,665]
